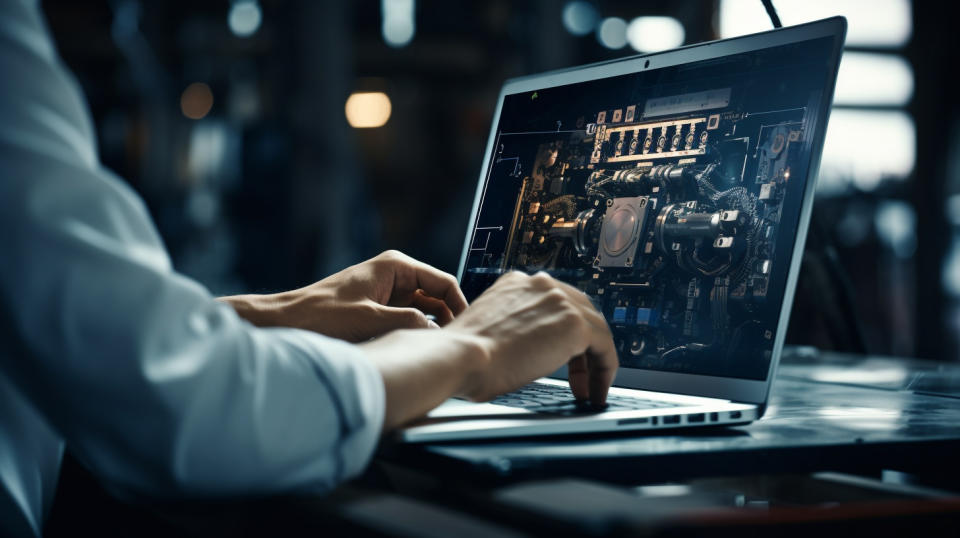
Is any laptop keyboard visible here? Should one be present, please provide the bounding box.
[490,382,681,416]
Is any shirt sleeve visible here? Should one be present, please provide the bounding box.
[0,0,384,498]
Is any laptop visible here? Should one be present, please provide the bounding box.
[399,17,846,443]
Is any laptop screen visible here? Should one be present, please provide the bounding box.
[461,36,836,381]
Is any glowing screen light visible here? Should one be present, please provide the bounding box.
[345,92,392,128]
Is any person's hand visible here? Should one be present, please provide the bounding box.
[219,250,468,342]
[446,271,618,404]
[359,271,618,430]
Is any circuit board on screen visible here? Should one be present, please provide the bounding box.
[462,38,832,380]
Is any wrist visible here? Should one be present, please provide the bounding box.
[357,328,492,430]
[218,293,284,326]
[442,330,492,400]
[362,328,491,389]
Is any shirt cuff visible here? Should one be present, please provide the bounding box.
[294,330,385,482]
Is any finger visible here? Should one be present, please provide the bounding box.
[385,251,470,316]
[411,290,455,325]
[375,304,434,332]
[411,264,469,316]
[587,354,617,405]
[585,328,618,405]
[567,354,590,401]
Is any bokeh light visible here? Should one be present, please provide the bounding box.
[596,17,628,49]
[345,92,392,128]
[228,0,262,38]
[382,0,415,48]
[181,82,214,120]
[562,2,598,36]
[626,16,685,53]
[718,0,912,47]
[834,52,913,106]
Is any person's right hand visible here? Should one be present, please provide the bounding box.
[359,271,618,431]
[447,271,618,405]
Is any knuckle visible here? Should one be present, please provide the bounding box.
[557,301,582,323]
[498,271,526,285]
[378,249,404,262]
[407,309,430,327]
[544,287,567,303]
[530,271,553,286]
[356,301,382,319]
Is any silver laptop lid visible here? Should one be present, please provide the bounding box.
[457,17,846,406]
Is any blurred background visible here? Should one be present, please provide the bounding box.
[41,0,959,362]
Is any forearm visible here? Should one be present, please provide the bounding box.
[358,329,489,431]
[217,294,285,327]
[219,294,482,430]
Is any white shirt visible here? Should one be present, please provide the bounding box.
[0,2,385,535]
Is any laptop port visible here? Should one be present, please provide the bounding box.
[617,417,650,426]
[687,413,705,423]
[652,416,659,425]
[709,412,719,422]
[663,415,681,425]
[729,411,742,419]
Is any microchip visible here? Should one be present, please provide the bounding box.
[759,182,775,200]
[636,308,659,327]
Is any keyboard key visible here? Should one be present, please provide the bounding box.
[489,382,681,414]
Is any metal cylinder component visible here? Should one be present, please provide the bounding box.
[654,203,740,253]
[548,208,597,257]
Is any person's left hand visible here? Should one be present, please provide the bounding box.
[219,250,469,342]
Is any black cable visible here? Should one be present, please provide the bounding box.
[760,0,783,28]
[810,215,870,354]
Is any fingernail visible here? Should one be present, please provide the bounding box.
[427,319,440,329]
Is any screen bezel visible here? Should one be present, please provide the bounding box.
[457,17,847,406]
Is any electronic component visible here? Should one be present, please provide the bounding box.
[596,196,650,268]
[466,82,808,376]
[635,307,659,327]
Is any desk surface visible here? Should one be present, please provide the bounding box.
[47,351,960,537]
[388,352,960,484]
